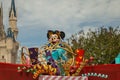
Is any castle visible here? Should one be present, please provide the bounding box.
[0,0,19,63]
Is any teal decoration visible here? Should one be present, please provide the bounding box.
[58,62,65,76]
[115,53,120,64]
[51,48,67,75]
[52,48,67,61]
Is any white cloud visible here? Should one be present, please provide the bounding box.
[1,0,120,47]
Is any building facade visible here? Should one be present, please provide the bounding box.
[0,0,19,63]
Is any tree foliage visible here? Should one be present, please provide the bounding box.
[67,27,120,64]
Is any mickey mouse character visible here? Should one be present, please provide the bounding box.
[45,30,67,75]
[47,30,65,45]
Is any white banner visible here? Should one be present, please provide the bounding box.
[39,75,88,80]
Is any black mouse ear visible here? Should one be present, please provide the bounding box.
[55,30,59,34]
[60,31,65,39]
[47,30,53,39]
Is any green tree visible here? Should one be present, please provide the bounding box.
[68,27,120,64]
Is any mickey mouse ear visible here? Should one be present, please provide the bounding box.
[60,31,65,39]
[54,30,59,34]
[47,30,53,39]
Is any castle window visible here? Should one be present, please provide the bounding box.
[0,56,6,62]
[2,56,4,59]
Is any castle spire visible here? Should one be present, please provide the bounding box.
[9,0,18,40]
[0,2,6,40]
[9,0,16,17]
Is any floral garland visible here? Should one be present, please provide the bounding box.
[17,64,57,79]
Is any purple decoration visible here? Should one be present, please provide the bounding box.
[45,50,60,75]
[28,48,39,65]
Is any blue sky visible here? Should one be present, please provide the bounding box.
[1,0,120,47]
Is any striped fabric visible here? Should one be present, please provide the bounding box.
[39,75,88,80]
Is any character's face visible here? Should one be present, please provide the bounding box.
[47,30,65,44]
[49,34,60,43]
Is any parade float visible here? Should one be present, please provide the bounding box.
[0,30,120,80]
[18,30,89,80]
[15,30,120,80]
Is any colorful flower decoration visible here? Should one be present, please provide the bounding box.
[17,64,57,79]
